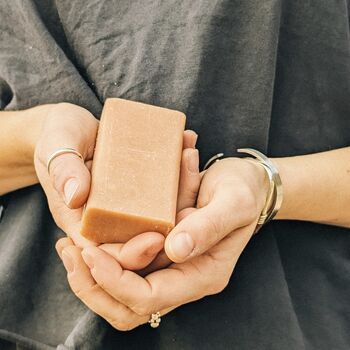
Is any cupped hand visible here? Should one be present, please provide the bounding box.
[34,103,98,247]
[164,157,270,262]
[35,102,200,270]
[56,157,270,331]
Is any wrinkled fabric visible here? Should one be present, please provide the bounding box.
[0,0,350,349]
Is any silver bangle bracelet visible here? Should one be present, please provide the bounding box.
[237,148,283,224]
[203,148,283,233]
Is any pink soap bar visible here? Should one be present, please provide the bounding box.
[80,98,186,243]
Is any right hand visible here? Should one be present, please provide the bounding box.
[34,102,200,271]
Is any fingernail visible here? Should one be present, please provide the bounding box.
[62,250,75,273]
[168,232,194,260]
[64,178,79,205]
[82,250,94,269]
[187,149,199,173]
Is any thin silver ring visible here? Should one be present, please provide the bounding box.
[47,148,84,175]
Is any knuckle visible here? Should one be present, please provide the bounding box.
[72,282,99,301]
[50,156,65,175]
[207,276,230,295]
[55,103,96,126]
[131,298,155,317]
[50,160,76,194]
[51,156,75,179]
[47,201,70,230]
[185,186,198,200]
[55,237,72,252]
[203,214,222,245]
[110,319,137,332]
[53,217,66,233]
[72,285,85,299]
[97,279,109,292]
[132,304,152,317]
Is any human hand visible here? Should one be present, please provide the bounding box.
[55,157,270,330]
[34,102,200,270]
[34,103,98,247]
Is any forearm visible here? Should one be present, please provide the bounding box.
[273,147,350,228]
[0,105,49,195]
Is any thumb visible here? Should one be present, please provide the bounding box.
[99,232,165,271]
[48,153,91,209]
[34,104,98,209]
[164,187,254,263]
[176,148,200,212]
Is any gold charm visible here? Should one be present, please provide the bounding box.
[148,312,161,328]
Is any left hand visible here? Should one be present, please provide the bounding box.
[34,102,200,270]
[56,157,270,331]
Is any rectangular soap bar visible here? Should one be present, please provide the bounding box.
[80,98,186,243]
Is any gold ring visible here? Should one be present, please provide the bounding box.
[148,312,161,328]
[47,148,84,175]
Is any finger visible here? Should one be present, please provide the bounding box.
[136,208,197,275]
[60,243,175,330]
[49,154,91,209]
[35,105,98,209]
[176,207,197,224]
[48,198,96,248]
[183,130,198,149]
[137,250,170,276]
[60,245,147,331]
[137,208,197,275]
[82,246,153,313]
[55,236,74,259]
[57,232,162,272]
[81,225,253,315]
[177,148,200,212]
[165,185,256,263]
[99,232,164,270]
[85,160,93,171]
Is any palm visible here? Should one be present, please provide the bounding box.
[34,106,200,270]
[55,156,266,331]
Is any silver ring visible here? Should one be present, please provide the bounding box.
[47,148,84,175]
[148,312,161,328]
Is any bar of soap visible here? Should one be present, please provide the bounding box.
[80,98,186,243]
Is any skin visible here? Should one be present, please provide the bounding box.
[0,105,48,194]
[1,103,350,331]
[2,102,201,267]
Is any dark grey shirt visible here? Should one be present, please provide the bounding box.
[1,0,350,349]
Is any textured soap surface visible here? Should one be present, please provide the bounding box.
[80,98,186,243]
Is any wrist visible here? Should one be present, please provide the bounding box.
[0,104,51,194]
[273,149,350,227]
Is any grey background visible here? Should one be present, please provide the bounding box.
[0,0,350,349]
